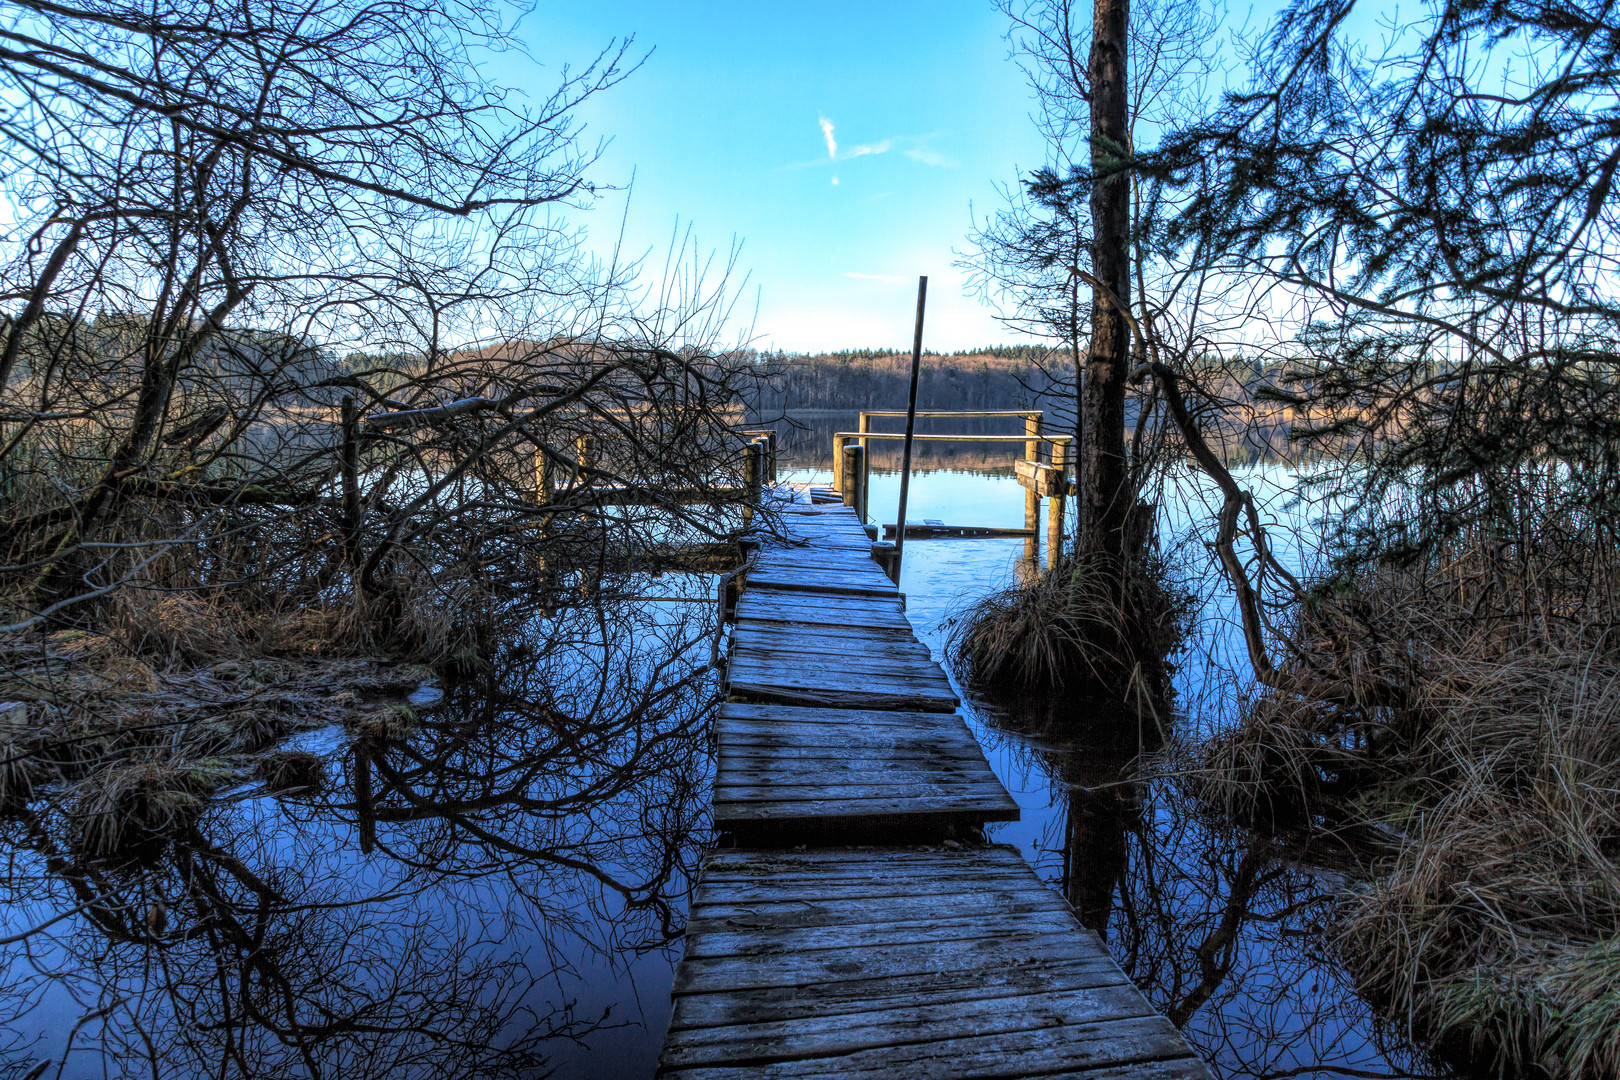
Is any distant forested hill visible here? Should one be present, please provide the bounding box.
[747,347,1076,414]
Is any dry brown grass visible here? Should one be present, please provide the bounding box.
[948,550,1195,697]
[1200,554,1620,1079]
[258,749,325,792]
[1330,651,1620,1080]
[66,754,236,858]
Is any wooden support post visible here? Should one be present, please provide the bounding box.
[1047,438,1067,567]
[870,539,898,584]
[843,443,867,521]
[574,434,595,485]
[744,441,763,502]
[1024,410,1043,570]
[763,430,778,483]
[534,446,554,506]
[855,444,869,524]
[533,446,555,616]
[841,443,858,510]
[340,395,361,570]
[831,434,847,492]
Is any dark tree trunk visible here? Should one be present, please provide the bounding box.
[1082,0,1131,561]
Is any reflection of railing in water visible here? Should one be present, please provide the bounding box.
[820,409,1070,569]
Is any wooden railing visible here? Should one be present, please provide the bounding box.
[826,410,1071,563]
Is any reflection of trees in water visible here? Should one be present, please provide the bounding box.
[0,589,714,1079]
[981,706,1443,1080]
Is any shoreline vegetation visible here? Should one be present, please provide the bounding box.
[0,0,759,1071]
[945,0,1620,1076]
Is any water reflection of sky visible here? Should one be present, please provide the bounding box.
[3,466,1440,1080]
[0,580,716,1080]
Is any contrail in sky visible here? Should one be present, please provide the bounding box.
[818,115,836,158]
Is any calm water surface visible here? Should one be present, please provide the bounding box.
[2,463,1443,1079]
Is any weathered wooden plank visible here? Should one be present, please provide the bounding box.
[660,984,1158,1069]
[758,556,883,573]
[734,589,910,624]
[731,624,924,652]
[715,755,992,776]
[699,845,1029,874]
[665,956,1130,1031]
[688,876,1045,907]
[726,668,959,708]
[731,633,934,661]
[714,725,971,748]
[671,927,1115,995]
[682,909,1084,961]
[729,651,941,681]
[725,681,960,713]
[712,767,1006,790]
[690,890,1072,929]
[744,573,898,598]
[718,702,964,727]
[717,742,989,762]
[712,795,1019,820]
[658,1027,1204,1080]
[730,629,931,657]
[728,651,951,681]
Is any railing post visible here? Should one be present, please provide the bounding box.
[843,443,867,521]
[830,433,847,492]
[764,430,778,483]
[534,445,554,506]
[745,441,763,502]
[1047,437,1068,568]
[870,539,898,584]
[1024,413,1041,567]
[574,434,595,485]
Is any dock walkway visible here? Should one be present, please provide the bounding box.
[657,498,1209,1079]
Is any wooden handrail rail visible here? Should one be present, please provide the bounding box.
[834,431,1071,442]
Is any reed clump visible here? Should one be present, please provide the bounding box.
[948,549,1194,699]
[67,754,236,858]
[258,749,325,792]
[1199,554,1620,1079]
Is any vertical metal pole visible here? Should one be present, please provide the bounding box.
[893,277,928,582]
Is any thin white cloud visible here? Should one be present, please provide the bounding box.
[846,140,891,159]
[831,175,840,186]
[843,272,905,282]
[780,128,932,171]
[904,146,956,167]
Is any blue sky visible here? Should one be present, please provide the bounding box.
[526,2,1053,352]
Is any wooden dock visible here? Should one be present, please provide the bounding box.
[658,498,1209,1079]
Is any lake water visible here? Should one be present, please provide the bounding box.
[0,460,1443,1079]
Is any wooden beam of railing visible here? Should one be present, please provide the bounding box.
[858,409,1042,419]
[832,432,1072,444]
